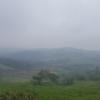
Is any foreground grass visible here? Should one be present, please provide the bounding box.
[0,81,100,100]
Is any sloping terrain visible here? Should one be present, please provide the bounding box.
[0,47,100,81]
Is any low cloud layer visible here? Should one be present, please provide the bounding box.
[0,0,100,50]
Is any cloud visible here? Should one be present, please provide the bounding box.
[0,0,100,50]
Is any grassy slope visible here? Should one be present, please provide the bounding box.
[0,81,100,100]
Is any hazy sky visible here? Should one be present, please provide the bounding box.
[0,0,100,50]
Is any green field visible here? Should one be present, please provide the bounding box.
[0,81,100,100]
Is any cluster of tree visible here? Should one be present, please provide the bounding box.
[66,67,100,82]
[32,67,100,85]
[32,70,58,85]
[74,67,100,81]
[32,70,74,85]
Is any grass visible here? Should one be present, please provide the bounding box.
[0,81,100,100]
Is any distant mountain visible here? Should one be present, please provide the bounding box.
[0,47,100,81]
[1,47,100,62]
[0,48,100,79]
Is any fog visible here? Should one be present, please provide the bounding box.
[0,0,100,50]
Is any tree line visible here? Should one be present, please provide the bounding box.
[32,67,100,85]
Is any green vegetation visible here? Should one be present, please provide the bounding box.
[1,48,100,99]
[32,70,59,85]
[32,68,100,86]
[0,92,36,100]
[0,81,100,100]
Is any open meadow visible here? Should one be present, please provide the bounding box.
[0,81,100,100]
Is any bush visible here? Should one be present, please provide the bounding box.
[0,91,37,100]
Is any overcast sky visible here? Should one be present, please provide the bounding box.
[0,0,100,50]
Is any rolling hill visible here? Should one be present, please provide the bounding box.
[0,47,100,81]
